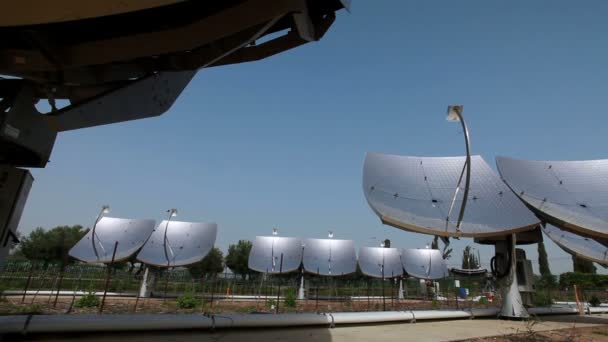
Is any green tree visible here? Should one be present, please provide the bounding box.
[188,247,224,278]
[573,255,596,274]
[461,246,480,269]
[19,225,88,266]
[225,240,253,279]
[537,240,556,287]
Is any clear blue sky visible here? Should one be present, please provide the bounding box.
[19,1,608,274]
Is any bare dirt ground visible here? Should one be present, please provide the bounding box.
[8,315,608,342]
[459,326,608,341]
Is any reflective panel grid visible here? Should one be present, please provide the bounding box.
[69,217,155,263]
[401,248,448,280]
[363,153,540,238]
[358,247,403,278]
[136,220,217,267]
[302,238,357,276]
[497,156,608,239]
[248,236,303,274]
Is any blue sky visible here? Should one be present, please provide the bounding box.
[19,1,608,274]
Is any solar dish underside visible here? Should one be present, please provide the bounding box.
[363,153,540,238]
[401,249,448,280]
[358,247,403,278]
[302,238,357,276]
[136,220,217,267]
[248,236,303,274]
[543,225,608,265]
[496,156,608,239]
[69,217,155,263]
[450,268,488,276]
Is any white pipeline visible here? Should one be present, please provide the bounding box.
[2,306,607,335]
[0,309,498,334]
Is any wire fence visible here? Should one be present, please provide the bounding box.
[3,260,601,315]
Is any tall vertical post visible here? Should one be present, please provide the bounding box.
[381,266,386,311]
[275,253,283,314]
[99,241,119,314]
[315,267,320,311]
[391,272,394,310]
[53,231,68,307]
[21,262,34,303]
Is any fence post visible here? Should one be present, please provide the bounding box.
[275,253,283,314]
[21,262,34,303]
[99,241,119,314]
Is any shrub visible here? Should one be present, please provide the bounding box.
[75,293,99,308]
[589,295,601,307]
[176,294,199,309]
[478,296,488,305]
[532,292,553,307]
[284,288,297,308]
[266,298,276,309]
[431,299,440,309]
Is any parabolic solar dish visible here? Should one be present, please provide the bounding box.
[543,225,608,265]
[496,156,608,239]
[358,247,403,278]
[248,236,303,274]
[136,220,217,267]
[363,153,540,238]
[401,249,448,280]
[68,217,155,263]
[302,238,357,276]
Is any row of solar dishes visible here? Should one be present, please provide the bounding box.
[247,236,448,280]
[68,218,217,267]
[363,153,608,265]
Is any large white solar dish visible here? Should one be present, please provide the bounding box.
[363,153,540,238]
[68,217,155,263]
[496,156,608,239]
[248,236,303,274]
[136,220,217,267]
[358,247,403,278]
[543,225,608,265]
[302,238,357,276]
[401,249,448,280]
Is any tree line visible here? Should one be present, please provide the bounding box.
[10,225,604,284]
[9,225,256,279]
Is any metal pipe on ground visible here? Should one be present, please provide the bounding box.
[3,306,608,335]
[0,309,498,334]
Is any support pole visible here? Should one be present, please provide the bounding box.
[381,269,386,311]
[398,278,404,300]
[53,232,68,307]
[21,263,34,303]
[367,278,370,310]
[298,269,305,300]
[99,241,118,314]
[275,253,283,314]
[134,266,154,312]
[498,234,529,319]
[315,267,320,311]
